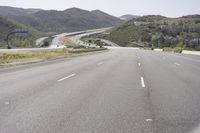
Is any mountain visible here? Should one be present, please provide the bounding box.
[98,15,200,50]
[91,10,123,25]
[120,14,140,21]
[0,6,42,16]
[0,6,123,32]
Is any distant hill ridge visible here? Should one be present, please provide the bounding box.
[0,6,123,32]
[120,14,140,21]
[0,6,43,16]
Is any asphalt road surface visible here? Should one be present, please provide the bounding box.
[0,47,200,133]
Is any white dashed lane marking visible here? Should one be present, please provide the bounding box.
[57,73,76,82]
[141,77,145,88]
[4,101,10,105]
[146,119,153,122]
[97,62,103,66]
[174,62,180,66]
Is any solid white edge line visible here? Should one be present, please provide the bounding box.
[141,77,145,88]
[57,73,76,82]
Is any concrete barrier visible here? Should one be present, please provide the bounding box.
[182,50,200,56]
[154,49,163,52]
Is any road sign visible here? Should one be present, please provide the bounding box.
[14,28,28,37]
[6,28,29,49]
[15,33,28,37]
[14,28,28,33]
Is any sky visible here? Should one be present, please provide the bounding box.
[0,0,200,17]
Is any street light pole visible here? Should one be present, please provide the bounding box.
[6,32,14,49]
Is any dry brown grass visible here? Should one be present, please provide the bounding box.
[60,37,74,47]
[0,48,107,65]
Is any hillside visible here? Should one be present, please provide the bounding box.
[98,15,200,50]
[120,14,140,21]
[1,6,123,32]
[0,16,44,48]
[91,10,122,25]
[0,17,15,41]
[0,16,43,39]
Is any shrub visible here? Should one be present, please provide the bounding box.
[163,47,173,52]
[173,47,183,53]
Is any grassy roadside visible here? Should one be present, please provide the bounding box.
[0,48,107,66]
[141,46,184,53]
[163,47,183,53]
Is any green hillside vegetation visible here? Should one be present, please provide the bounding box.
[0,16,44,48]
[6,17,44,38]
[98,15,200,50]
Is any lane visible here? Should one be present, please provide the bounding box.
[137,50,200,133]
[57,73,76,82]
[0,50,114,106]
[0,48,154,133]
[163,52,200,70]
[0,48,200,133]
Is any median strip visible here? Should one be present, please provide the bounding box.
[0,48,107,66]
[57,73,76,82]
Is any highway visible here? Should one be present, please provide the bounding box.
[0,27,111,52]
[50,27,111,48]
[35,37,48,46]
[0,47,200,133]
